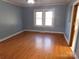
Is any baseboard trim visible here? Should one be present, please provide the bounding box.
[0,30,24,42]
[24,29,64,34]
[64,34,78,59]
[73,53,78,59]
[64,34,69,45]
[24,29,70,45]
[24,29,70,47]
[0,29,64,42]
[0,29,77,59]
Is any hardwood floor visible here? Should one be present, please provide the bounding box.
[0,32,75,59]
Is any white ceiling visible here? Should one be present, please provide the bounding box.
[2,0,71,7]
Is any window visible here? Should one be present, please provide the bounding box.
[45,11,53,26]
[35,9,54,27]
[35,12,42,26]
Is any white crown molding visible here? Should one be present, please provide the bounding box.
[2,0,70,7]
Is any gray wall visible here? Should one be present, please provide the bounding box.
[23,5,67,32]
[75,29,79,58]
[65,4,72,41]
[0,1,23,39]
[65,0,76,42]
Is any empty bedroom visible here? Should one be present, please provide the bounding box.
[0,0,79,59]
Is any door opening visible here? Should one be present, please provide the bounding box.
[69,3,79,47]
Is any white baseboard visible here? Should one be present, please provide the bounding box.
[25,29,69,45]
[64,34,78,59]
[0,30,24,42]
[24,29,70,44]
[0,29,64,42]
[0,29,78,59]
[24,29,64,34]
[64,34,69,45]
[74,53,78,59]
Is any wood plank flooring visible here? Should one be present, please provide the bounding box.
[0,32,75,59]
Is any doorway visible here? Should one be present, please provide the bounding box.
[69,3,79,52]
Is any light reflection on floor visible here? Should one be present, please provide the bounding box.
[44,37,52,51]
[35,37,43,49]
[35,36,53,52]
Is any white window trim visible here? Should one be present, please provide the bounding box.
[34,9,54,27]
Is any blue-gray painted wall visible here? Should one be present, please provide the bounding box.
[0,1,23,39]
[23,5,67,32]
[65,4,72,41]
